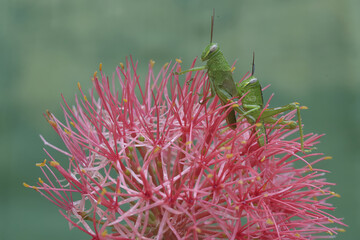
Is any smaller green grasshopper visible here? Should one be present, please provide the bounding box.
[237,53,308,151]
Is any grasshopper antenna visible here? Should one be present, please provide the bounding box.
[251,51,255,76]
[210,9,215,43]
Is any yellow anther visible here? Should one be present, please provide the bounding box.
[328,231,333,236]
[46,109,52,118]
[295,233,300,237]
[50,161,59,167]
[123,98,128,103]
[137,166,141,173]
[278,117,284,123]
[255,123,262,127]
[154,146,161,153]
[38,177,44,184]
[264,193,268,197]
[97,197,101,204]
[266,218,274,225]
[256,176,261,181]
[332,192,341,198]
[260,156,266,162]
[70,122,76,128]
[232,103,239,108]
[294,102,300,105]
[221,145,232,150]
[163,62,169,69]
[176,59,182,63]
[36,159,47,167]
[207,174,213,178]
[313,196,318,201]
[328,218,334,223]
[150,59,155,68]
[238,180,243,185]
[93,71,97,79]
[241,140,247,144]
[226,153,233,158]
[119,62,124,70]
[324,156,333,160]
[138,136,145,142]
[84,95,88,102]
[81,169,86,173]
[99,63,102,72]
[308,165,313,171]
[125,169,131,176]
[101,230,108,237]
[195,227,201,233]
[101,188,107,195]
[300,106,308,110]
[231,66,236,72]
[48,120,57,128]
[64,128,71,136]
[185,141,192,145]
[24,183,39,191]
[234,205,239,210]
[337,228,346,232]
[77,82,81,90]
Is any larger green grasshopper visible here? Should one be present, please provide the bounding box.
[175,10,240,129]
[175,10,308,152]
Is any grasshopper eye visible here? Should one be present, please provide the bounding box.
[249,78,258,84]
[209,44,218,53]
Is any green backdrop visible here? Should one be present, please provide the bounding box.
[1,0,358,239]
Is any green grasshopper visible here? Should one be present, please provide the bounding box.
[175,10,308,152]
[237,53,308,151]
[175,9,240,129]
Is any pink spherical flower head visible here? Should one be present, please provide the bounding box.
[24,58,346,239]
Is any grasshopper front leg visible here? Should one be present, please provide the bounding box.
[174,66,207,75]
[174,66,214,104]
[236,103,266,146]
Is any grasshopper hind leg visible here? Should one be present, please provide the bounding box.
[255,121,267,147]
[262,104,309,152]
[225,108,237,129]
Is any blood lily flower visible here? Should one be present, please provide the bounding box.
[24,58,345,239]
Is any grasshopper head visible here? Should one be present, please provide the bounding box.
[201,43,219,61]
[237,76,261,96]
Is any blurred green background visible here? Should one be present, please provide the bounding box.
[1,0,358,239]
